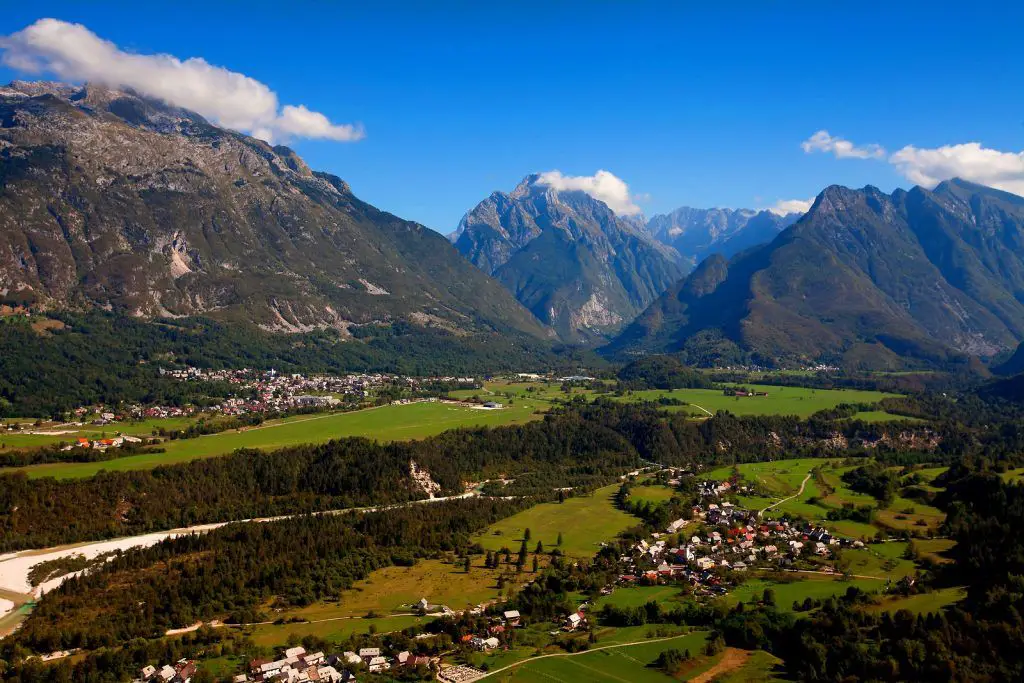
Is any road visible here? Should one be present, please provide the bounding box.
[758,472,812,518]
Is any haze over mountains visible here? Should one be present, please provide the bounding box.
[0,81,547,339]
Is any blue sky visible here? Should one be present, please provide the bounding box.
[1,2,1022,231]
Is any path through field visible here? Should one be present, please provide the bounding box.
[690,647,750,683]
[758,472,811,517]
[477,634,701,679]
[690,403,714,417]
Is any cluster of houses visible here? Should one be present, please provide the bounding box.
[239,645,434,682]
[135,659,197,683]
[64,434,143,452]
[616,483,861,596]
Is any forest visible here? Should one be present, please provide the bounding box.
[0,497,527,663]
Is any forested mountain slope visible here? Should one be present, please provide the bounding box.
[608,179,1024,370]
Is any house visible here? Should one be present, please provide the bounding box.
[397,652,411,665]
[483,637,500,650]
[358,648,381,662]
[503,609,521,626]
[417,597,430,611]
[140,666,157,680]
[286,647,307,659]
[564,613,583,631]
[367,656,389,672]
[695,557,715,570]
[157,665,177,682]
[342,652,362,665]
[172,662,196,683]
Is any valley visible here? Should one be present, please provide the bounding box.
[0,7,1023,680]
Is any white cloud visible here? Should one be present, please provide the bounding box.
[889,142,1024,196]
[801,130,886,160]
[0,18,363,144]
[767,197,814,216]
[534,169,642,215]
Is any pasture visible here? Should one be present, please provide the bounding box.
[614,383,901,418]
[12,400,546,480]
[473,484,639,558]
[701,458,946,539]
[492,631,711,683]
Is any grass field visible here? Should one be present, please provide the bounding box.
[593,585,689,610]
[725,576,885,610]
[865,586,966,615]
[242,614,426,647]
[13,400,546,480]
[630,484,677,507]
[714,649,787,683]
[473,484,639,558]
[614,384,901,419]
[492,631,711,683]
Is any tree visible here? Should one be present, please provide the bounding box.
[762,588,776,606]
[557,532,563,546]
[532,556,539,573]
[524,528,532,542]
[535,541,544,554]
[464,556,472,573]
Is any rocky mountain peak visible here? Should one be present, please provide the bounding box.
[0,80,547,340]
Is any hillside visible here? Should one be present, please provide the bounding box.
[0,81,548,340]
[607,179,1024,369]
[451,175,684,341]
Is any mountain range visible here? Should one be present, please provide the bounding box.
[645,206,801,269]
[607,179,1024,370]
[0,81,547,341]
[450,179,800,341]
[4,80,1024,372]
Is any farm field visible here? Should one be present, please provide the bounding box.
[614,384,902,418]
[232,558,512,649]
[724,576,885,610]
[491,631,711,683]
[461,379,906,419]
[12,399,546,480]
[242,614,426,647]
[284,558,509,621]
[473,484,639,558]
[915,538,955,564]
[865,586,966,615]
[593,585,688,610]
[630,484,677,506]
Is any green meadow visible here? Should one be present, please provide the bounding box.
[492,631,711,683]
[473,483,639,558]
[12,400,546,480]
[614,383,902,418]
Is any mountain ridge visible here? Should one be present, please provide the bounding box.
[0,80,550,340]
[606,179,1024,369]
